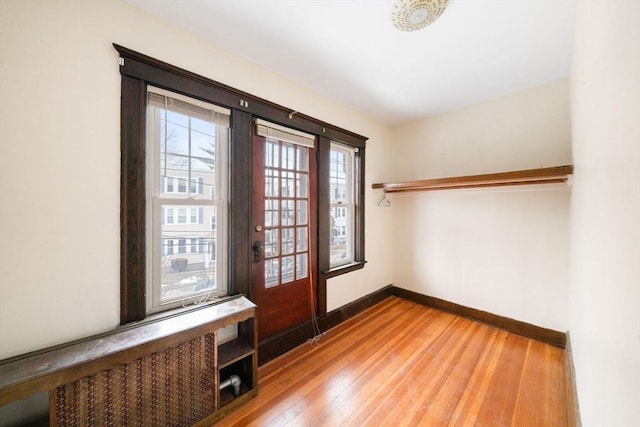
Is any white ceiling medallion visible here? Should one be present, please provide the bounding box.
[391,0,449,32]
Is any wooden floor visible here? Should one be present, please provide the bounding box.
[213,297,570,427]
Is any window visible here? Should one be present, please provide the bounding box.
[146,87,230,312]
[329,142,356,267]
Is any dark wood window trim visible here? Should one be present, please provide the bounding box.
[119,75,146,323]
[115,44,367,324]
[316,136,366,315]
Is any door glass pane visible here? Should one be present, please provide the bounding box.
[265,199,279,227]
[296,173,308,198]
[266,140,279,168]
[281,255,294,284]
[282,143,295,170]
[265,228,279,257]
[281,228,294,255]
[265,259,279,288]
[296,146,309,172]
[296,227,308,252]
[297,200,308,225]
[266,169,279,197]
[282,200,295,226]
[296,253,308,280]
[282,171,295,197]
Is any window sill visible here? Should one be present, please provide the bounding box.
[321,261,366,279]
[125,294,237,330]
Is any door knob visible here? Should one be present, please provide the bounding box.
[252,240,263,263]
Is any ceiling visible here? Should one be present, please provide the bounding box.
[126,0,577,125]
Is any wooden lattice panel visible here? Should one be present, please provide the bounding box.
[52,333,217,426]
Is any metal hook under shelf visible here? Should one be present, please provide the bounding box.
[377,190,391,207]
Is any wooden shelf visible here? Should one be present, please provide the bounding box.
[219,337,254,368]
[372,165,573,193]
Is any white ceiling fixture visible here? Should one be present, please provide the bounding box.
[391,0,449,32]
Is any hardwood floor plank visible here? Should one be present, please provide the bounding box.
[447,328,507,426]
[212,297,570,427]
[509,338,570,427]
[474,333,530,426]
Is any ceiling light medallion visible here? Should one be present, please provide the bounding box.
[391,0,449,32]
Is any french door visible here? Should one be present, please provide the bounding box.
[251,130,318,340]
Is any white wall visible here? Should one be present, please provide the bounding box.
[0,0,393,360]
[390,80,572,331]
[569,2,640,426]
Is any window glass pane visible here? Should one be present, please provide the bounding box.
[190,118,215,157]
[159,204,217,304]
[190,156,213,173]
[330,205,348,264]
[163,154,189,172]
[163,111,189,156]
[191,160,215,200]
[178,179,187,193]
[329,150,348,203]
